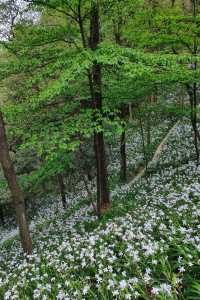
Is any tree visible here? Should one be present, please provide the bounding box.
[0,110,32,253]
[0,0,112,217]
[124,0,200,163]
[1,0,198,229]
[88,0,110,215]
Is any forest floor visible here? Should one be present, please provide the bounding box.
[125,120,179,187]
[0,118,173,246]
[1,119,200,300]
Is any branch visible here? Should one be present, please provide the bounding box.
[175,33,193,53]
[25,0,78,21]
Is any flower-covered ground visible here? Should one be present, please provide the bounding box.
[0,121,200,300]
[108,118,173,178]
[0,118,173,245]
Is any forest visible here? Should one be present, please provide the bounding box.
[0,0,200,299]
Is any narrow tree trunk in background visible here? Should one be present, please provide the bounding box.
[90,1,110,216]
[41,181,49,194]
[0,111,32,254]
[83,174,92,198]
[129,103,133,122]
[147,120,151,147]
[187,0,200,164]
[192,82,199,164]
[120,107,127,182]
[146,122,151,180]
[114,26,127,182]
[0,205,4,225]
[146,96,152,158]
[187,84,200,164]
[57,174,67,209]
[150,94,157,103]
[139,114,148,170]
[120,130,127,182]
[94,134,101,216]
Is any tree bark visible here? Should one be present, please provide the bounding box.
[129,103,133,122]
[77,0,110,216]
[0,205,4,225]
[139,113,148,170]
[186,84,200,164]
[120,106,127,182]
[186,0,200,164]
[94,131,110,215]
[89,1,110,216]
[146,96,152,155]
[57,174,67,209]
[0,111,32,253]
[120,129,127,182]
[147,119,151,147]
[113,18,127,182]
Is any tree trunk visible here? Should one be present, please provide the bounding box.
[0,205,4,225]
[77,0,110,216]
[186,84,200,164]
[139,113,148,170]
[120,129,127,182]
[147,119,151,147]
[94,131,110,215]
[89,1,110,216]
[0,111,32,253]
[113,19,128,182]
[192,82,199,164]
[146,96,152,157]
[83,174,92,197]
[129,103,133,122]
[186,1,200,164]
[57,174,67,209]
[120,106,127,182]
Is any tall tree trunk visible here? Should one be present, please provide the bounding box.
[187,0,200,164]
[146,96,152,157]
[120,106,127,182]
[129,103,133,122]
[186,84,200,164]
[120,129,127,182]
[147,118,151,161]
[77,0,110,215]
[0,205,4,225]
[94,131,110,215]
[192,83,199,164]
[89,1,110,216]
[0,111,32,253]
[114,21,127,182]
[139,113,148,170]
[147,119,151,147]
[57,174,67,209]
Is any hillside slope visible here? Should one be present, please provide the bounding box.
[0,121,200,300]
